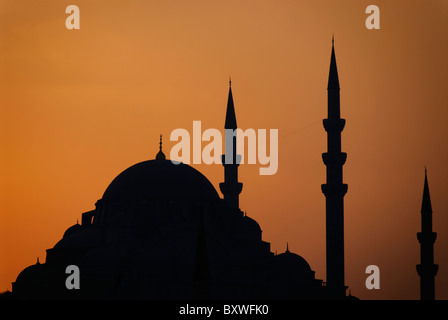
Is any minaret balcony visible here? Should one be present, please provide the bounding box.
[221,154,242,166]
[219,182,243,195]
[416,263,439,277]
[417,232,437,244]
[321,183,348,197]
[323,118,346,133]
[322,152,347,166]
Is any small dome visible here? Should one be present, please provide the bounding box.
[155,150,166,160]
[277,250,311,268]
[15,260,45,284]
[63,222,82,238]
[239,215,262,240]
[274,250,313,275]
[54,226,102,249]
[242,215,261,231]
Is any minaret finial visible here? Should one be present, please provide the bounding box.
[327,36,340,91]
[155,134,166,160]
[159,134,163,152]
[229,76,231,87]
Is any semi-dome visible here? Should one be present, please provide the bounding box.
[102,159,220,203]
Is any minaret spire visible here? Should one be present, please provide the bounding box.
[417,168,438,300]
[220,80,243,211]
[421,167,432,214]
[322,39,348,298]
[224,80,237,129]
[328,36,340,91]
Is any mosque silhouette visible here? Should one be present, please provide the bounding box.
[10,41,437,300]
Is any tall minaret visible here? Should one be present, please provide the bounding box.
[321,38,348,297]
[417,169,438,300]
[219,79,243,210]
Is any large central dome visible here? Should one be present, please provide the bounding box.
[102,159,220,203]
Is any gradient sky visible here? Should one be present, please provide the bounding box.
[1,0,447,300]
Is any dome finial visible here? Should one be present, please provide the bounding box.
[156,134,166,160]
[286,242,290,253]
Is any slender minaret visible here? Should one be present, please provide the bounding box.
[219,79,243,210]
[321,37,348,298]
[417,169,438,300]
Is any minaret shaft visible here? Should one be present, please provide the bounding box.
[322,41,347,297]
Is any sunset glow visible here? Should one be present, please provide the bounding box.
[1,1,447,300]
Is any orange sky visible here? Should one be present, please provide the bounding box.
[1,0,447,300]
